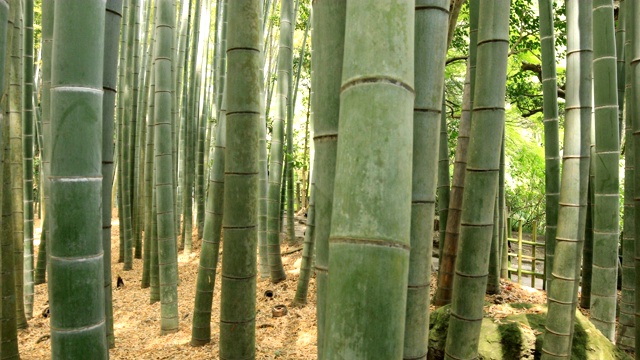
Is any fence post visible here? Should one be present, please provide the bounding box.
[517,220,523,284]
[531,220,537,288]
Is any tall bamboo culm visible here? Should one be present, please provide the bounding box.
[537,0,560,292]
[629,0,640,352]
[312,1,345,357]
[48,0,107,357]
[541,0,593,358]
[444,1,510,358]
[0,0,15,358]
[324,1,414,358]
[103,0,124,348]
[404,1,449,359]
[153,0,179,335]
[218,0,261,358]
[589,0,620,341]
[618,0,636,349]
[34,0,53,286]
[22,0,34,320]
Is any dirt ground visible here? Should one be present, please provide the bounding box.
[18,214,317,360]
[17,215,630,359]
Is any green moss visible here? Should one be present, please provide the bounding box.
[427,304,633,360]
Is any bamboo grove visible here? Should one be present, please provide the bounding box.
[1,0,640,359]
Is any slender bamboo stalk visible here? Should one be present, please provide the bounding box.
[191,96,225,346]
[618,0,636,348]
[538,0,561,292]
[9,0,26,330]
[266,0,292,283]
[437,99,450,261]
[541,0,593,358]
[0,1,15,357]
[292,177,314,306]
[103,0,124,348]
[444,1,510,358]
[22,0,34,320]
[404,1,449,359]
[35,0,53,286]
[311,1,345,357]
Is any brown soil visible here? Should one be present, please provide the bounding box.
[18,214,317,359]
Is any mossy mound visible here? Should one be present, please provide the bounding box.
[428,303,632,360]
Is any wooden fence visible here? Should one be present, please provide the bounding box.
[506,219,546,289]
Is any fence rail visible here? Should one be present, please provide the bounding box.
[505,219,545,289]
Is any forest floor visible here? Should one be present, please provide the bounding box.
[16,214,633,359]
[19,213,317,359]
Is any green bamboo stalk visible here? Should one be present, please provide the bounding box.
[437,98,450,261]
[218,0,261,357]
[589,0,620,334]
[142,65,155,290]
[312,1,345,357]
[292,178,314,306]
[152,0,179,334]
[404,1,449,359]
[580,152,594,309]
[541,0,593,358]
[618,0,635,349]
[48,0,107,357]
[131,0,143,261]
[22,0,34,321]
[0,1,15,357]
[34,0,53,286]
[538,0,561,292]
[434,59,472,306]
[443,1,510,358]
[499,136,507,279]
[434,0,479,305]
[617,0,626,144]
[629,0,640,352]
[8,0,26,331]
[103,0,123,348]
[487,194,501,295]
[191,95,225,346]
[323,1,415,357]
[116,0,129,264]
[266,0,292,283]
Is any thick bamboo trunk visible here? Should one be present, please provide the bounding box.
[48,0,108,356]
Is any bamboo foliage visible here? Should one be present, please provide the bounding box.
[444,0,510,358]
[48,0,107,357]
[541,0,593,358]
